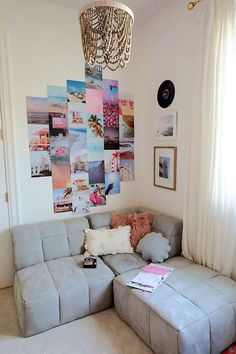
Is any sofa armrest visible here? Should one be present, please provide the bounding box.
[138,207,183,257]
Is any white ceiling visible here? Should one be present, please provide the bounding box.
[40,0,168,25]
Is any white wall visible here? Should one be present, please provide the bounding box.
[0,0,141,287]
[0,0,204,287]
[0,0,140,227]
[131,0,203,219]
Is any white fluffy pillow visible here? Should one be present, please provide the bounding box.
[84,226,133,256]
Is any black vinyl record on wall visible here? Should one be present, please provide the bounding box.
[157,80,175,108]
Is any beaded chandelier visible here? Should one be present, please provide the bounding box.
[79,0,134,71]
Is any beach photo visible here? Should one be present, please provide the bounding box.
[86,89,103,114]
[69,128,87,150]
[50,134,70,149]
[67,80,86,104]
[120,115,134,139]
[119,94,134,116]
[50,145,70,165]
[120,159,135,182]
[85,63,103,90]
[72,194,90,215]
[71,172,89,194]
[155,112,177,139]
[89,183,106,207]
[104,150,120,173]
[120,139,134,160]
[30,151,51,178]
[53,188,72,213]
[104,127,119,150]
[104,104,119,128]
[105,172,120,195]
[68,102,86,128]
[51,163,71,190]
[70,149,88,174]
[88,161,105,184]
[103,79,119,104]
[26,96,48,125]
[48,85,67,116]
[87,136,104,161]
[28,124,50,152]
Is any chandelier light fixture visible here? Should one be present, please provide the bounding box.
[79,0,134,71]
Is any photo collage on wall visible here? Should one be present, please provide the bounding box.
[26,96,51,178]
[103,79,120,195]
[67,79,90,214]
[119,94,135,181]
[85,64,106,208]
[48,85,72,213]
[26,64,135,214]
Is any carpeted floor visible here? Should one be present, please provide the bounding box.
[0,288,153,354]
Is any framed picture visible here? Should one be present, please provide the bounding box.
[154,111,177,139]
[154,146,177,190]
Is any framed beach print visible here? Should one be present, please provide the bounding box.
[154,111,177,139]
[154,146,177,190]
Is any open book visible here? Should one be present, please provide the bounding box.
[127,263,174,293]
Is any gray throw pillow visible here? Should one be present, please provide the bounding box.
[136,232,171,263]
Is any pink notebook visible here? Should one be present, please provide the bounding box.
[142,263,173,276]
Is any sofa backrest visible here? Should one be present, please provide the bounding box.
[11,216,89,271]
[87,207,183,258]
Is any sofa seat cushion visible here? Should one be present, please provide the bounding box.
[47,256,115,324]
[113,256,236,354]
[14,263,59,337]
[101,252,148,276]
[74,255,115,314]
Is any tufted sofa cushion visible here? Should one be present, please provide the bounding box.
[11,216,89,271]
[114,256,236,354]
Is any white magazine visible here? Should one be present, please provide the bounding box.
[127,263,175,293]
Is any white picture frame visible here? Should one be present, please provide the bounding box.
[154,111,177,140]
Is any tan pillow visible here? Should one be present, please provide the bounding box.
[84,225,133,256]
[111,212,153,250]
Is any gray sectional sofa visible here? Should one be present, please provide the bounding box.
[11,207,236,354]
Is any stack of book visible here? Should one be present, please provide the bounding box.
[127,263,174,293]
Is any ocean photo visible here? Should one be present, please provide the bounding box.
[67,80,86,104]
[88,161,105,184]
[26,96,48,124]
[85,63,103,90]
[69,128,87,150]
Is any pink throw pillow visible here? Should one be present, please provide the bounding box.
[111,212,153,250]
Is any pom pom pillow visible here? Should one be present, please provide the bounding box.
[136,232,171,263]
[111,211,153,249]
[84,225,133,256]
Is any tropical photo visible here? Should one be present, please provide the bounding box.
[85,63,103,90]
[67,80,86,104]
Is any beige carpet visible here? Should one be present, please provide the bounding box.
[0,288,153,354]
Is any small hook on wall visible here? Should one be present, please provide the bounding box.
[187,0,202,11]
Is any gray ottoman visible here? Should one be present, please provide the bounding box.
[114,256,236,354]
